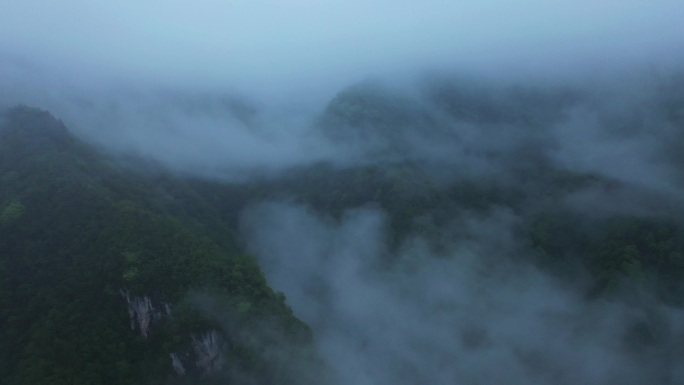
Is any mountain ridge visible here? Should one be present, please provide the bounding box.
[0,105,321,385]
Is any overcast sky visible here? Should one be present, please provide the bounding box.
[1,1,683,100]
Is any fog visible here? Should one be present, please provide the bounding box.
[2,2,684,180]
[1,1,681,90]
[3,2,684,384]
[242,203,684,384]
[2,1,684,98]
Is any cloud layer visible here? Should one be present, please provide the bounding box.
[2,1,684,99]
[3,3,684,384]
[241,202,684,385]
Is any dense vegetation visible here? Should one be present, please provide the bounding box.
[0,107,316,385]
[1,73,683,384]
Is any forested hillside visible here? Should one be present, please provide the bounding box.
[3,1,684,383]
[0,106,320,385]
[2,72,684,384]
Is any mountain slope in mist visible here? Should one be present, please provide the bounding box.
[238,75,684,385]
[2,71,684,385]
[0,106,319,385]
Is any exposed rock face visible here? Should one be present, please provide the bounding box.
[169,330,226,377]
[119,290,226,377]
[170,353,186,375]
[119,289,171,338]
[192,330,225,375]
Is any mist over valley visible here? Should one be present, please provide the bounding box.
[2,2,684,384]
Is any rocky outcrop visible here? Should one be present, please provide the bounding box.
[119,289,171,338]
[119,290,226,377]
[170,353,186,375]
[169,330,226,377]
[192,330,225,374]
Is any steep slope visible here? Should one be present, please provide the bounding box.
[0,106,318,385]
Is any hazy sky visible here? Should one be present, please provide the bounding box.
[3,4,684,383]
[1,1,683,99]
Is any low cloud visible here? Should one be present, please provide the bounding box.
[241,202,684,385]
[3,4,684,383]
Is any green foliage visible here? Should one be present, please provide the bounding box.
[121,251,141,283]
[587,217,684,299]
[4,103,684,384]
[0,200,25,223]
[0,107,314,385]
